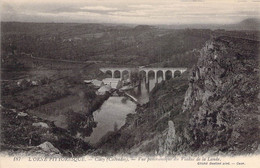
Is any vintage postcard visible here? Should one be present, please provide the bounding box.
[0,0,259,167]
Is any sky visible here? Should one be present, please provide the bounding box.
[1,0,260,25]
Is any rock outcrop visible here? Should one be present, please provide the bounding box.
[183,36,260,154]
[32,122,49,128]
[37,141,60,154]
[157,121,179,155]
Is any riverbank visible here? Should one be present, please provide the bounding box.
[0,51,115,156]
[1,82,113,154]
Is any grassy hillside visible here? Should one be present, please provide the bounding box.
[1,22,212,67]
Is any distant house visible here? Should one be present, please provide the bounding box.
[83,80,92,84]
[102,78,122,89]
[31,80,39,86]
[96,85,112,95]
[85,79,104,88]
[17,79,31,88]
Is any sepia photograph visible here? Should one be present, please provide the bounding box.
[0,0,260,167]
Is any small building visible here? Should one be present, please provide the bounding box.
[91,79,104,88]
[96,85,112,95]
[31,80,39,86]
[17,79,31,88]
[83,80,92,84]
[102,78,122,89]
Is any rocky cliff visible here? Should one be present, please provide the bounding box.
[182,36,260,154]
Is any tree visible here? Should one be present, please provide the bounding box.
[114,122,118,132]
[130,71,140,85]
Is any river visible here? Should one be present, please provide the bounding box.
[86,76,162,145]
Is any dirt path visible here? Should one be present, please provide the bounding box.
[28,54,104,64]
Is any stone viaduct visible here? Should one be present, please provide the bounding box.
[100,67,187,82]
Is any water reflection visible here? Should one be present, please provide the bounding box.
[86,76,163,144]
[127,76,163,104]
[85,97,136,144]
